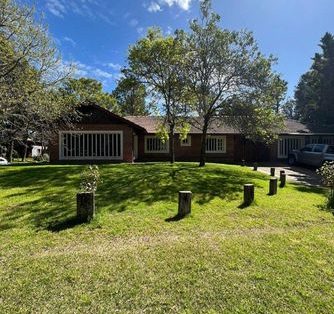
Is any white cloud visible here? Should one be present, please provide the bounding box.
[129,18,139,27]
[72,61,116,81]
[145,0,192,12]
[45,0,115,25]
[147,2,161,12]
[105,63,122,71]
[93,69,114,79]
[163,0,192,10]
[137,27,145,35]
[46,0,67,18]
[63,36,76,47]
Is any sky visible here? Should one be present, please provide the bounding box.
[26,0,334,97]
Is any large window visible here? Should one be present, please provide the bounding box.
[180,135,191,147]
[206,136,226,153]
[59,131,123,160]
[145,136,169,153]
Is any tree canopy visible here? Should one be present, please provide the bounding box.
[0,0,73,160]
[60,77,119,113]
[112,75,149,116]
[295,32,334,125]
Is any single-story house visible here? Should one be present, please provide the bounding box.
[49,104,334,163]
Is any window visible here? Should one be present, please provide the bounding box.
[206,136,226,153]
[145,136,169,153]
[313,144,326,153]
[326,146,334,154]
[301,144,314,152]
[59,131,123,160]
[180,135,191,147]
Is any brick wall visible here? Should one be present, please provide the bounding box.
[137,133,235,163]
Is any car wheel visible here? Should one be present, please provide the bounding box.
[288,155,296,166]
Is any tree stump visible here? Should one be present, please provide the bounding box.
[178,191,192,217]
[253,163,258,171]
[280,173,286,187]
[243,184,254,206]
[270,167,275,176]
[77,192,95,222]
[269,178,278,195]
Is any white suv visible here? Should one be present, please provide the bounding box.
[288,144,334,167]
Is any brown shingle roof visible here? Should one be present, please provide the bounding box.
[125,116,334,135]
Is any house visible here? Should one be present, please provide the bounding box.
[49,104,334,163]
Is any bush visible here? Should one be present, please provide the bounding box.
[317,161,334,209]
[79,165,101,193]
[42,153,49,162]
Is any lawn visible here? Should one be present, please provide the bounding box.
[0,163,334,313]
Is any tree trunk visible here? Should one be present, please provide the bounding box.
[22,143,28,162]
[169,124,175,164]
[199,120,209,167]
[7,140,14,163]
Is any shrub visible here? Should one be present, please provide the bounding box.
[317,161,334,209]
[79,165,101,193]
[42,153,49,162]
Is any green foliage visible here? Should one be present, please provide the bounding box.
[155,123,169,143]
[177,122,191,141]
[295,32,334,125]
[128,28,191,162]
[79,165,101,193]
[281,98,297,119]
[184,0,286,164]
[112,75,149,116]
[317,161,334,209]
[0,0,74,161]
[60,78,119,113]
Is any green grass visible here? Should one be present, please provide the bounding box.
[0,162,333,313]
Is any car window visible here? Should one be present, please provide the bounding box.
[313,144,326,153]
[327,146,334,154]
[301,145,313,152]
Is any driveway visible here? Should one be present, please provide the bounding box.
[256,164,322,187]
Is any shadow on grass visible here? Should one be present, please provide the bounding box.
[0,163,264,231]
[47,216,83,232]
[165,213,188,222]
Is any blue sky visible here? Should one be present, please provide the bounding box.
[28,0,334,97]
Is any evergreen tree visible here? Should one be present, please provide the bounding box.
[112,75,149,116]
[295,32,334,125]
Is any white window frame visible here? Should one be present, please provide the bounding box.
[180,135,192,147]
[59,131,123,160]
[144,136,169,153]
[206,136,226,153]
[277,136,305,159]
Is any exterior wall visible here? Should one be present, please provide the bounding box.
[137,133,235,163]
[233,136,271,162]
[49,123,135,163]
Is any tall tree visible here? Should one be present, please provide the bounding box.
[281,98,297,119]
[60,78,119,113]
[112,75,149,116]
[0,0,74,161]
[295,32,334,125]
[128,28,190,163]
[184,0,286,166]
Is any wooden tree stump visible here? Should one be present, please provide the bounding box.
[178,191,192,217]
[77,192,95,222]
[280,173,286,187]
[269,178,278,195]
[270,167,275,176]
[243,184,254,206]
